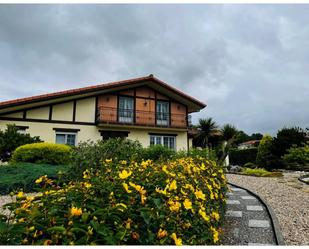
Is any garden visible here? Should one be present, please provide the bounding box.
[0,125,227,245]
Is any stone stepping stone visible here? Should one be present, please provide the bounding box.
[226,210,242,217]
[227,192,234,196]
[227,200,240,205]
[247,205,263,211]
[249,219,270,228]
[241,196,256,200]
[230,187,246,192]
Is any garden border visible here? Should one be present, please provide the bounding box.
[228,182,285,245]
[298,175,309,185]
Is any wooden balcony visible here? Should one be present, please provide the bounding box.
[96,107,189,129]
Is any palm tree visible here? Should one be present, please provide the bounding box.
[195,118,220,148]
[220,124,239,164]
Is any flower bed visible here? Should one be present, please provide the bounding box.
[1,157,227,245]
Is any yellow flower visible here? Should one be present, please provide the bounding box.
[120,160,127,165]
[171,233,182,246]
[194,190,206,200]
[70,206,82,217]
[84,182,92,189]
[28,226,35,232]
[122,183,132,193]
[116,203,127,211]
[211,227,219,243]
[119,170,132,179]
[83,170,91,179]
[198,209,210,222]
[68,220,73,226]
[141,194,147,205]
[168,200,181,212]
[35,176,43,184]
[18,218,26,223]
[155,185,168,195]
[211,211,220,221]
[169,180,177,191]
[183,199,193,210]
[105,159,112,163]
[26,196,34,202]
[17,191,24,198]
[157,228,168,239]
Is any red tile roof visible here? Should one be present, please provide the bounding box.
[0,75,206,110]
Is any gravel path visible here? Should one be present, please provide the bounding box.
[227,174,309,245]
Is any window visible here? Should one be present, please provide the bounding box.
[156,101,169,126]
[55,132,77,146]
[150,135,176,150]
[118,96,134,123]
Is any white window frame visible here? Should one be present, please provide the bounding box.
[150,135,176,150]
[55,132,77,146]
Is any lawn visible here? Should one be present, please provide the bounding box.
[0,163,67,195]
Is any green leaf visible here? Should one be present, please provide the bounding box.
[47,226,66,233]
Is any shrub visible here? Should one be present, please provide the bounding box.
[282,143,309,171]
[256,135,276,170]
[229,148,258,166]
[69,138,143,179]
[241,168,283,177]
[272,127,307,159]
[141,145,176,162]
[187,148,218,162]
[0,124,41,162]
[11,143,72,165]
[243,162,256,169]
[0,163,67,195]
[1,157,227,245]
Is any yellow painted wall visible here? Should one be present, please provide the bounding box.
[2,112,24,118]
[0,120,101,144]
[0,120,188,151]
[75,98,96,122]
[52,102,74,121]
[27,107,49,120]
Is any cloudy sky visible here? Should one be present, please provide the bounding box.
[0,4,308,135]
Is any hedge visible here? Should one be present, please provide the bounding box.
[229,148,258,166]
[11,143,72,165]
[1,157,227,245]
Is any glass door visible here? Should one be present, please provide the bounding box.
[118,96,134,123]
[156,101,169,126]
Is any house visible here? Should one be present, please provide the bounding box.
[0,75,206,151]
[237,140,260,150]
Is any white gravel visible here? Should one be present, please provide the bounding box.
[227,173,309,245]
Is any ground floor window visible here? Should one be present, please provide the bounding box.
[55,132,77,146]
[150,134,176,150]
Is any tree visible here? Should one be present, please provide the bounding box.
[235,130,250,145]
[250,133,263,140]
[195,118,220,148]
[219,124,239,164]
[272,127,307,159]
[256,134,274,170]
[0,124,42,162]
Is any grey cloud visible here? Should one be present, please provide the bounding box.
[0,4,308,135]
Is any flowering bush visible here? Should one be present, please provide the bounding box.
[1,157,227,245]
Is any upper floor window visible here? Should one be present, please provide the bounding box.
[156,101,169,126]
[118,96,134,123]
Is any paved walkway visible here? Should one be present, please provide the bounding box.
[221,184,277,245]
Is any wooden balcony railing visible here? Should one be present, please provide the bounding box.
[96,107,190,129]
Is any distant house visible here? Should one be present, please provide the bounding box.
[0,75,206,151]
[238,140,260,150]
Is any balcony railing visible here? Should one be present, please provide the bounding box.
[96,107,189,128]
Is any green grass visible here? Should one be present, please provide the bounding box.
[0,163,68,195]
[241,168,283,177]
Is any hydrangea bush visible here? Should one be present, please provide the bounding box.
[1,157,227,245]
